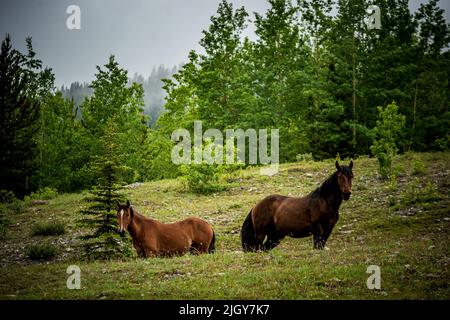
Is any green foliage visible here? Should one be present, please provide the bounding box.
[296,153,314,162]
[31,221,65,236]
[0,210,10,239]
[0,190,16,204]
[0,190,25,215]
[6,199,26,214]
[25,187,58,201]
[399,178,442,207]
[180,138,243,194]
[34,92,87,192]
[180,163,226,194]
[412,159,427,175]
[140,131,180,181]
[0,34,54,198]
[80,55,148,184]
[370,102,406,177]
[79,119,131,259]
[26,244,57,260]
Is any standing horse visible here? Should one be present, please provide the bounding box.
[117,200,215,257]
[241,161,354,251]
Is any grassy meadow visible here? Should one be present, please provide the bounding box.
[0,152,449,299]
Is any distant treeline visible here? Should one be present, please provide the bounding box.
[60,65,177,125]
[1,0,449,199]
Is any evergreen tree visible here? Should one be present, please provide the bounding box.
[80,55,148,183]
[80,118,130,259]
[0,34,53,198]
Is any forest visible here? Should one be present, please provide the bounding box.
[2,0,449,198]
[0,0,449,299]
[0,0,450,299]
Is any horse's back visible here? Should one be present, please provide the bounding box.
[253,194,318,236]
[178,217,214,247]
[252,194,288,231]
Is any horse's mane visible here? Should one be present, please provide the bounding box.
[309,171,339,198]
[130,206,145,219]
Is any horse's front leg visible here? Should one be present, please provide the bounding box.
[313,224,325,250]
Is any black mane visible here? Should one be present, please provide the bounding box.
[310,171,339,198]
[309,165,352,210]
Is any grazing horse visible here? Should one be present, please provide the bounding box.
[117,200,215,257]
[241,161,354,251]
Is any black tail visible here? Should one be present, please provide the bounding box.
[241,210,257,252]
[208,231,216,253]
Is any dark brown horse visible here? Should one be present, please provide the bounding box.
[241,161,354,251]
[117,200,215,257]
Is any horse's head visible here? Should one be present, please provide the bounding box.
[116,200,134,235]
[335,160,354,200]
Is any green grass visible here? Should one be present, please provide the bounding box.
[31,222,65,236]
[26,244,57,261]
[0,152,449,299]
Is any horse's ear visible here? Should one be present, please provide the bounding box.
[349,160,353,170]
[116,201,120,208]
[335,161,341,172]
[129,205,134,217]
[126,200,130,208]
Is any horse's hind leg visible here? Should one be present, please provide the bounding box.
[254,232,266,251]
[263,229,283,251]
[190,243,200,255]
[263,237,282,251]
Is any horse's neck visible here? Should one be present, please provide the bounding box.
[128,212,152,239]
[316,174,343,212]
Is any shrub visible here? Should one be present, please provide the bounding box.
[0,210,10,239]
[31,221,65,236]
[296,153,314,162]
[400,178,442,206]
[6,199,26,214]
[180,163,226,194]
[412,160,427,175]
[370,102,406,178]
[0,190,26,214]
[180,138,243,194]
[0,190,16,204]
[26,244,57,260]
[25,187,58,201]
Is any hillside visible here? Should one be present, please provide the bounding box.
[0,152,449,299]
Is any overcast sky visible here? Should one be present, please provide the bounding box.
[0,0,449,87]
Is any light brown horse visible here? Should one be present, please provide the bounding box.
[241,161,354,251]
[117,200,215,257]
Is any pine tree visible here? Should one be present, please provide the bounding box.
[0,34,53,198]
[80,118,130,259]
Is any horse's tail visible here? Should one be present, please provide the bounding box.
[208,230,216,253]
[241,209,257,252]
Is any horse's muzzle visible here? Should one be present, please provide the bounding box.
[118,229,125,236]
[343,192,351,200]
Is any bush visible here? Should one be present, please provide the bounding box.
[296,153,314,162]
[179,138,243,194]
[370,102,406,178]
[0,190,16,204]
[26,244,57,260]
[400,178,442,206]
[0,210,10,239]
[412,160,427,175]
[25,187,58,201]
[180,163,227,194]
[0,190,26,214]
[6,199,26,214]
[31,221,65,236]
